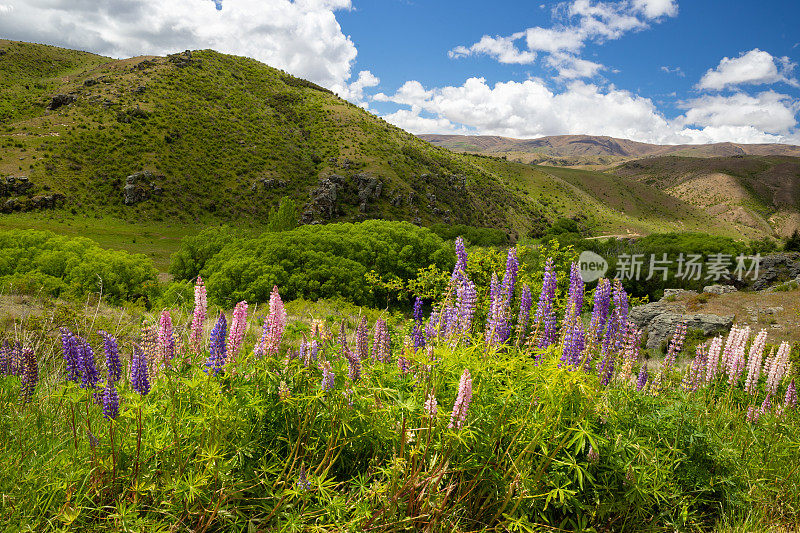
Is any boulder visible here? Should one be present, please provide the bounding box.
[30,193,65,209]
[752,253,800,290]
[123,171,164,205]
[703,284,737,295]
[661,288,697,300]
[46,94,76,110]
[629,301,733,351]
[354,173,382,213]
[301,176,340,223]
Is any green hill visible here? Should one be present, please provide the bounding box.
[0,40,757,249]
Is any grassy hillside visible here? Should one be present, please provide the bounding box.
[0,39,773,248]
[613,156,800,237]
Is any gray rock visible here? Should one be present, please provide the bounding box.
[123,171,163,205]
[661,288,697,300]
[30,194,64,209]
[46,94,76,110]
[703,284,737,295]
[629,301,733,351]
[752,253,800,290]
[354,173,382,213]
[1,176,33,196]
[302,176,340,223]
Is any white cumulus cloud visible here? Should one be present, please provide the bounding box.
[0,0,359,88]
[697,49,798,91]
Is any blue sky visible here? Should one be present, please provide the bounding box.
[1,0,799,144]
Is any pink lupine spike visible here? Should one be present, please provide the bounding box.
[190,276,208,355]
[448,368,473,430]
[254,286,287,357]
[744,330,767,394]
[226,301,248,364]
[158,309,175,366]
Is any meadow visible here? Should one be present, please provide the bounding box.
[1,238,798,532]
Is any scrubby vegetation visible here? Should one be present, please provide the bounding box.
[1,240,798,532]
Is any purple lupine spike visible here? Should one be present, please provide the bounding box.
[412,297,425,350]
[59,328,80,383]
[204,312,228,377]
[321,361,335,391]
[636,364,648,391]
[684,344,707,392]
[453,236,468,279]
[448,369,473,430]
[102,379,119,420]
[485,273,502,346]
[612,280,628,329]
[785,379,797,409]
[425,311,439,343]
[662,322,686,371]
[19,348,38,404]
[758,393,772,417]
[746,405,758,423]
[534,258,558,349]
[589,279,611,344]
[516,284,532,345]
[131,344,150,396]
[726,326,749,385]
[456,273,477,337]
[345,346,361,382]
[158,310,175,366]
[372,319,391,363]
[597,350,615,386]
[226,301,248,365]
[564,263,584,323]
[77,337,100,391]
[0,341,7,376]
[8,342,22,376]
[98,331,122,383]
[500,248,519,306]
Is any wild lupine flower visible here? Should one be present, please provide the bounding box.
[720,325,742,371]
[448,369,473,430]
[278,380,291,401]
[758,394,772,417]
[564,263,584,323]
[746,405,759,423]
[587,446,600,464]
[355,317,369,360]
[77,337,100,391]
[345,346,361,382]
[500,248,518,306]
[744,329,767,394]
[412,297,425,350]
[705,336,723,383]
[140,325,159,377]
[612,280,629,327]
[398,337,412,375]
[485,273,503,346]
[453,236,467,279]
[425,310,439,342]
[618,323,641,383]
[158,310,175,365]
[226,301,248,365]
[442,306,459,339]
[534,259,558,349]
[19,348,38,404]
[190,276,207,355]
[8,342,22,376]
[131,344,150,396]
[455,273,477,337]
[204,312,228,377]
[589,279,611,344]
[59,328,81,383]
[102,379,119,420]
[255,286,288,357]
[636,364,648,391]
[685,344,707,392]
[766,341,791,394]
[561,316,585,368]
[297,465,312,491]
[726,326,750,385]
[597,349,615,386]
[784,379,797,409]
[424,392,438,419]
[0,341,7,376]
[662,322,686,371]
[516,284,532,345]
[98,331,122,383]
[372,319,391,363]
[321,362,335,391]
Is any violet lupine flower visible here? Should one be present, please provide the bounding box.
[158,310,175,365]
[453,236,467,279]
[705,336,723,384]
[564,262,585,323]
[345,347,361,382]
[448,369,473,430]
[516,284,533,345]
[226,301,248,365]
[441,306,458,339]
[758,394,772,417]
[102,379,119,420]
[597,349,615,386]
[131,344,150,396]
[59,328,81,383]
[8,342,22,376]
[636,364,648,392]
[492,248,519,344]
[204,312,228,377]
[19,348,38,404]
[255,286,287,357]
[784,379,797,409]
[561,319,586,368]
[355,317,369,360]
[746,406,759,423]
[297,465,312,490]
[612,280,629,328]
[662,322,686,371]
[0,342,7,376]
[77,337,100,391]
[321,362,335,391]
[98,331,122,383]
[589,279,612,344]
[372,319,391,363]
[455,273,477,337]
[190,276,207,355]
[766,341,791,394]
[720,326,741,372]
[412,297,425,350]
[424,392,438,419]
[425,311,439,343]
[744,329,768,394]
[533,258,558,349]
[485,273,503,346]
[685,344,707,392]
[140,325,159,378]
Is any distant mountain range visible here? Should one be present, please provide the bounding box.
[419,134,800,166]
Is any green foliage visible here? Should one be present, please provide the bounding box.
[785,230,800,252]
[0,229,158,303]
[427,223,509,247]
[190,220,455,307]
[266,196,299,233]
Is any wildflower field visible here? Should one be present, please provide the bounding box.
[1,238,799,532]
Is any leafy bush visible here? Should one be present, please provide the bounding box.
[0,230,158,303]
[428,223,508,247]
[180,220,455,306]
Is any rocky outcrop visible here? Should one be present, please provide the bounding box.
[251,178,287,191]
[752,253,800,290]
[703,284,737,295]
[630,301,733,352]
[0,176,33,196]
[167,50,200,68]
[123,171,164,205]
[354,173,382,213]
[301,173,383,223]
[46,94,76,111]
